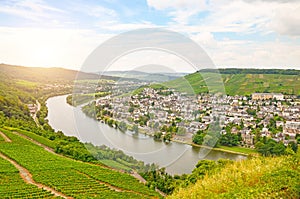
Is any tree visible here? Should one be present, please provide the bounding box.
[132,124,139,133]
[128,106,134,113]
[118,121,127,132]
[192,130,205,145]
[153,122,159,130]
[295,134,300,144]
[255,138,286,156]
[163,132,172,142]
[154,132,162,140]
[176,127,186,135]
[246,108,256,116]
[288,142,298,153]
[203,135,219,147]
[219,133,239,147]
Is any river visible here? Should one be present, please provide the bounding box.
[46,95,246,174]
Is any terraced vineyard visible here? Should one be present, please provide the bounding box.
[0,155,56,198]
[163,72,300,95]
[0,129,160,198]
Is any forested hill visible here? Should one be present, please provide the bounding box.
[200,68,300,75]
[0,63,117,83]
[163,68,300,96]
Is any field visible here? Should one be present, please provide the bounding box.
[163,72,300,96]
[0,128,160,198]
[0,156,56,198]
[217,146,257,155]
[98,159,132,172]
[16,80,38,88]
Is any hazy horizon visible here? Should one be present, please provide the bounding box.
[2,62,299,74]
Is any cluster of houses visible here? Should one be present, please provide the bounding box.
[27,103,38,117]
[96,89,300,147]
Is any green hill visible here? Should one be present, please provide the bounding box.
[162,69,300,95]
[0,63,118,83]
[169,154,300,199]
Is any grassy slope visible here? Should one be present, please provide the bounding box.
[163,72,300,95]
[0,128,160,198]
[170,154,300,199]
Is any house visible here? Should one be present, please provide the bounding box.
[252,93,284,101]
[241,131,254,146]
[284,121,300,135]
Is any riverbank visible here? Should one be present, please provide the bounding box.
[171,138,256,156]
[47,95,248,174]
[97,116,253,156]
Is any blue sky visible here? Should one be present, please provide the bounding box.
[0,0,299,72]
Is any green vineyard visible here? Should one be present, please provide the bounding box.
[0,157,56,199]
[0,128,160,198]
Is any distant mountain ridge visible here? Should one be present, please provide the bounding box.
[0,63,118,83]
[199,68,300,75]
[102,70,188,82]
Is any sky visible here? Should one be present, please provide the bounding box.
[0,0,299,72]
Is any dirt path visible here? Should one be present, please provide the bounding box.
[130,171,167,197]
[0,131,12,142]
[32,100,42,128]
[130,171,147,184]
[0,152,73,199]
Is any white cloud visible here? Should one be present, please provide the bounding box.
[147,0,207,24]
[96,20,160,32]
[148,0,300,36]
[0,0,65,22]
[269,4,300,36]
[71,3,118,20]
[191,32,217,48]
[147,0,206,11]
[0,27,112,69]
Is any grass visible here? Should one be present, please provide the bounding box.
[99,159,132,172]
[217,146,257,155]
[169,153,300,199]
[15,79,38,88]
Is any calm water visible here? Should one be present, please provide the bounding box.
[47,95,246,174]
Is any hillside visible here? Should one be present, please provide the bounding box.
[0,128,160,198]
[0,63,117,83]
[163,69,300,95]
[169,154,300,199]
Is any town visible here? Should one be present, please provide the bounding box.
[91,87,300,149]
